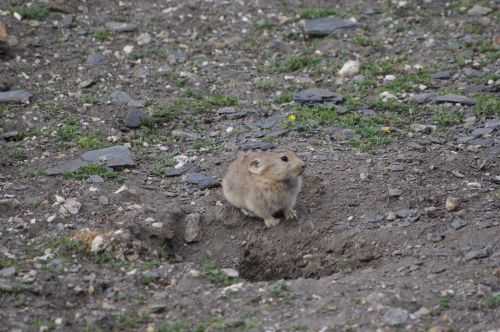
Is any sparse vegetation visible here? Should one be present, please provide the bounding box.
[432,108,464,126]
[151,156,176,176]
[201,259,239,286]
[291,105,397,150]
[63,164,118,181]
[484,294,500,309]
[274,55,321,73]
[299,8,337,19]
[475,95,500,116]
[94,30,112,42]
[57,119,80,142]
[12,5,49,20]
[78,135,105,150]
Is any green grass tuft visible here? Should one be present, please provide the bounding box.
[201,259,239,287]
[274,55,321,73]
[63,164,118,181]
[13,5,49,20]
[475,95,500,116]
[94,30,112,42]
[300,8,337,19]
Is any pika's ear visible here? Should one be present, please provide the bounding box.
[248,158,265,175]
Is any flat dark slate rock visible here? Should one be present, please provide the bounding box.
[81,145,135,167]
[0,90,32,103]
[86,53,106,65]
[294,88,344,105]
[46,145,135,175]
[470,127,494,138]
[450,217,468,231]
[184,173,219,189]
[165,163,199,177]
[433,95,476,106]
[409,93,437,104]
[105,21,137,32]
[239,141,276,151]
[431,71,452,80]
[485,119,500,130]
[304,17,359,37]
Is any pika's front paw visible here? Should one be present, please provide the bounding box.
[264,217,281,228]
[285,209,297,220]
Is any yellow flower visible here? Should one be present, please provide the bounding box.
[381,126,392,134]
[288,114,297,122]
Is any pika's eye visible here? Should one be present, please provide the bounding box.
[280,155,288,162]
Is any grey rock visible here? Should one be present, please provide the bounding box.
[411,123,436,134]
[221,268,239,278]
[136,32,152,46]
[254,113,285,129]
[184,213,201,243]
[464,247,491,261]
[467,5,492,16]
[294,88,344,105]
[357,108,376,117]
[239,141,275,151]
[434,95,476,106]
[0,267,16,278]
[396,209,417,218]
[184,173,219,189]
[61,14,74,28]
[110,90,144,108]
[365,214,384,223]
[125,109,147,129]
[0,90,32,103]
[1,130,21,141]
[383,307,409,326]
[450,217,468,231]
[47,145,135,175]
[471,127,494,138]
[331,128,355,141]
[59,198,81,216]
[46,158,88,175]
[87,175,104,183]
[0,198,21,213]
[463,68,482,77]
[105,21,137,32]
[388,188,403,197]
[266,129,289,138]
[409,93,436,104]
[431,71,452,80]
[110,90,132,105]
[167,49,187,64]
[127,99,146,108]
[217,107,246,120]
[86,53,106,65]
[98,195,109,205]
[81,145,135,168]
[79,79,96,89]
[165,163,199,177]
[485,119,500,130]
[46,259,64,272]
[304,17,359,37]
[0,279,21,293]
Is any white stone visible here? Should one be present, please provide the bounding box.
[338,60,360,78]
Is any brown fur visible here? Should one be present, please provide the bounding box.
[222,150,305,228]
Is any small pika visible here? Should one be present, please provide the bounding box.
[222,150,306,228]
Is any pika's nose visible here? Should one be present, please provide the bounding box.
[299,163,306,174]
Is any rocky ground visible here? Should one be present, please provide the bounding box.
[1,0,500,331]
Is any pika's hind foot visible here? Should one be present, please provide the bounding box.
[264,217,281,228]
[285,208,297,220]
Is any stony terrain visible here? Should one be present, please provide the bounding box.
[1,0,500,331]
